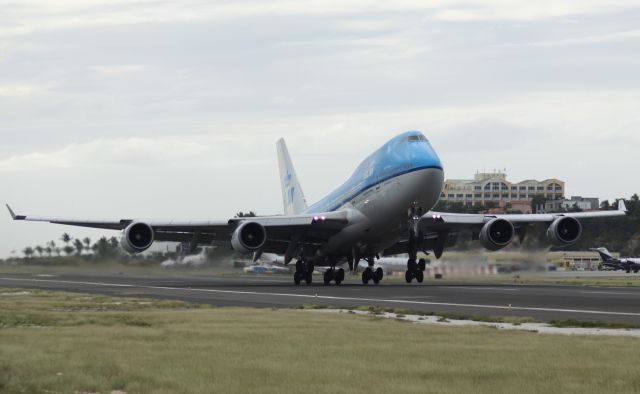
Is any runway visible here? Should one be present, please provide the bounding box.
[1,272,640,324]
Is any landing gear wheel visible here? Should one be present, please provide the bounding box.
[373,267,384,284]
[362,267,373,285]
[335,268,345,285]
[323,269,333,285]
[294,271,302,285]
[418,258,427,272]
[305,271,313,284]
[407,259,418,272]
[415,270,424,283]
[405,270,414,283]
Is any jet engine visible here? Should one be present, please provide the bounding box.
[479,218,515,251]
[120,222,154,254]
[231,221,267,253]
[547,217,582,245]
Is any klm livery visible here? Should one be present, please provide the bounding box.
[7,131,627,285]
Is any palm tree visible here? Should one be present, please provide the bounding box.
[35,245,44,258]
[63,245,75,256]
[47,241,56,257]
[23,247,34,259]
[60,233,72,246]
[83,237,91,253]
[73,239,84,255]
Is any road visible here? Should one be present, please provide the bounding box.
[1,272,639,323]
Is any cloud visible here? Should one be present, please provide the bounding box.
[0,136,268,172]
[499,30,640,48]
[0,83,53,98]
[92,65,148,76]
[434,1,640,22]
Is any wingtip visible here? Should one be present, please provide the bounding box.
[6,204,16,220]
[6,204,25,220]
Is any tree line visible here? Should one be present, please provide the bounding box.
[18,233,123,261]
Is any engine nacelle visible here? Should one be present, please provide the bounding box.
[231,221,267,253]
[547,217,582,245]
[479,218,515,251]
[120,222,154,254]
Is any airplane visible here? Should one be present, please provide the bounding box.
[243,262,290,275]
[590,247,640,273]
[6,131,628,285]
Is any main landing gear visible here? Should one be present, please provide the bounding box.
[405,258,427,283]
[294,259,314,285]
[361,256,383,285]
[323,268,345,285]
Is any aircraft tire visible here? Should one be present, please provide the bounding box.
[323,269,333,285]
[362,267,373,285]
[335,268,345,285]
[305,271,313,284]
[373,267,383,284]
[407,259,418,272]
[418,258,427,271]
[415,270,424,283]
[405,270,413,283]
[294,271,302,285]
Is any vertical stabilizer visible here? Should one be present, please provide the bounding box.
[592,247,614,261]
[276,138,308,215]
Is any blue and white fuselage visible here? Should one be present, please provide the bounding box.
[285,131,444,260]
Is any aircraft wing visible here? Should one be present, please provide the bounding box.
[5,204,349,254]
[420,199,627,229]
[384,200,627,258]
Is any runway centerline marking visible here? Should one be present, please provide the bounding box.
[2,277,640,318]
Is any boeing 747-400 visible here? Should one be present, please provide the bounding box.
[7,131,628,285]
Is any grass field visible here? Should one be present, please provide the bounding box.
[0,289,639,393]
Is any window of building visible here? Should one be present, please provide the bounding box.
[466,194,473,198]
[447,194,454,198]
[528,186,535,191]
[474,186,481,190]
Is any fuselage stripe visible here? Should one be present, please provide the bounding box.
[324,165,444,212]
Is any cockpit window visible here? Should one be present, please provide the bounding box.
[405,135,427,142]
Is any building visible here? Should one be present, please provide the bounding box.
[541,196,600,213]
[440,171,565,210]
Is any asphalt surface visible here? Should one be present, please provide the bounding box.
[1,272,640,324]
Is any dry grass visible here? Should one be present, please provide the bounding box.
[0,289,639,393]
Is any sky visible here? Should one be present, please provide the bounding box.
[1,0,639,257]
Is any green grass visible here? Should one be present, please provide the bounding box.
[549,319,640,330]
[1,290,640,393]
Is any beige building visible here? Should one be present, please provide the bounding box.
[440,171,564,208]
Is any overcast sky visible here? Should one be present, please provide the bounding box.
[1,1,639,257]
